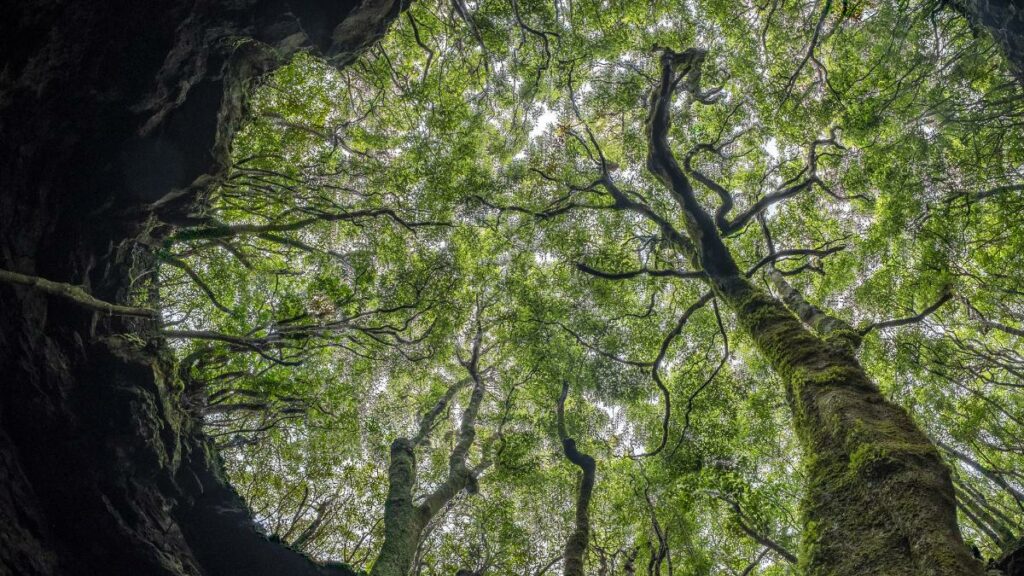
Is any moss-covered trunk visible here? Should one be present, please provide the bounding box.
[715,275,981,575]
[370,439,427,576]
[370,374,486,576]
[642,48,983,575]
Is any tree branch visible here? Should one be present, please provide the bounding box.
[0,268,155,318]
[859,291,952,336]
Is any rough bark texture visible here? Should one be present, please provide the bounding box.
[371,439,423,576]
[644,49,983,575]
[370,378,485,576]
[0,1,404,574]
[947,0,1024,84]
[720,277,980,575]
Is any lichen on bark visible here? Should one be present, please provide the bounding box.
[638,47,984,575]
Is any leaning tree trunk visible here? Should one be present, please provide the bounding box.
[713,274,980,575]
[557,381,596,576]
[0,1,404,574]
[643,49,983,575]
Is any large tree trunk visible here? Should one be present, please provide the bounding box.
[0,1,403,574]
[643,49,983,575]
[713,275,980,575]
[370,439,428,576]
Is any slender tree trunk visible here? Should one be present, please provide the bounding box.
[557,382,596,576]
[643,49,983,575]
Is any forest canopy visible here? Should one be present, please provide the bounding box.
[153,0,1024,574]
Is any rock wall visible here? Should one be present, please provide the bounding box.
[0,1,403,574]
[947,0,1024,84]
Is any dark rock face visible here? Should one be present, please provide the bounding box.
[0,1,403,574]
[997,537,1024,576]
[948,0,1024,84]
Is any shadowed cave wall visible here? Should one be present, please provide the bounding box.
[0,1,402,574]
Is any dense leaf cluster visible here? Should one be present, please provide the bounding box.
[160,0,1024,573]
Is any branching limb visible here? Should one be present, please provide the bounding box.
[172,208,449,242]
[159,253,235,314]
[858,290,952,336]
[0,268,155,318]
[574,262,702,281]
[712,492,797,564]
[670,298,729,456]
[598,176,699,262]
[713,130,846,236]
[959,296,1024,338]
[405,12,434,83]
[781,0,834,106]
[740,547,770,576]
[634,291,715,458]
[551,319,655,368]
[646,48,741,279]
[766,267,860,347]
[746,242,846,277]
[411,376,475,447]
[371,324,490,576]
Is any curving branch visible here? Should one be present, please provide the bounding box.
[0,268,155,318]
[686,129,846,236]
[551,319,655,368]
[634,291,715,458]
[557,381,597,576]
[959,296,1024,338]
[669,298,729,457]
[646,47,741,280]
[598,176,699,262]
[858,290,952,336]
[746,243,846,277]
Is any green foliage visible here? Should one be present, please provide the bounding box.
[159,0,1024,572]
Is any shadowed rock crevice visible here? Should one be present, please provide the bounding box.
[0,1,405,574]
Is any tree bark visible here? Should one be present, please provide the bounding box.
[0,1,404,574]
[371,375,486,576]
[643,48,983,575]
[556,382,596,576]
